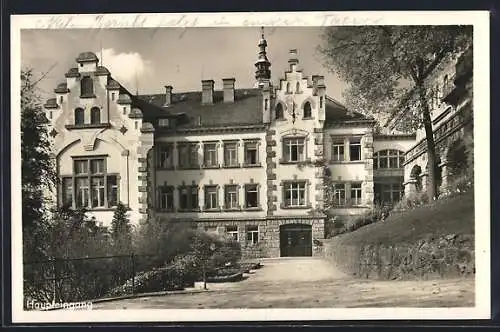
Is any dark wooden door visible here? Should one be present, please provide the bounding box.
[280,224,312,257]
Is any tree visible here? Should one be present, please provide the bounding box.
[21,69,57,262]
[319,26,472,200]
[110,202,133,255]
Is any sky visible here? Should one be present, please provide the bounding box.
[21,27,346,102]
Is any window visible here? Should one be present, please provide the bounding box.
[123,107,126,115]
[246,225,259,245]
[303,102,312,118]
[245,184,259,208]
[60,96,63,104]
[178,143,199,168]
[275,103,284,119]
[159,186,174,211]
[80,76,94,97]
[204,185,218,210]
[374,150,405,169]
[74,108,85,125]
[158,118,171,127]
[49,111,52,120]
[61,157,118,209]
[350,183,362,206]
[333,183,346,206]
[376,182,404,204]
[296,82,301,93]
[111,92,115,101]
[332,139,344,161]
[223,142,238,167]
[349,137,362,161]
[157,144,173,169]
[90,107,101,124]
[283,181,306,207]
[320,96,323,108]
[226,226,238,241]
[286,82,291,94]
[203,143,218,167]
[179,185,198,211]
[283,138,305,162]
[244,141,259,165]
[264,99,268,111]
[224,185,239,209]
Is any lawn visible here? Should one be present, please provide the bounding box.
[336,192,475,246]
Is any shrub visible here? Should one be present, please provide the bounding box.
[393,191,430,211]
[439,175,474,200]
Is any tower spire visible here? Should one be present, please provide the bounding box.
[255,26,271,85]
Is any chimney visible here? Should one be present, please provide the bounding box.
[164,85,173,107]
[201,80,214,105]
[222,78,235,103]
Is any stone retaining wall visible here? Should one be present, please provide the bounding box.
[324,234,474,280]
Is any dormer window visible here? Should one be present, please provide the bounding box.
[90,107,101,124]
[74,108,84,125]
[80,76,94,97]
[158,118,170,127]
[303,101,312,118]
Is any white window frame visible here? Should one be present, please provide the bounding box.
[224,142,238,167]
[226,225,239,241]
[332,139,344,162]
[159,186,174,211]
[283,137,305,162]
[205,185,218,210]
[350,183,362,206]
[204,143,218,167]
[246,225,259,245]
[283,181,307,207]
[224,185,239,209]
[333,183,347,207]
[245,184,259,208]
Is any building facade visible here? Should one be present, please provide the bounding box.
[43,33,422,258]
[393,47,474,196]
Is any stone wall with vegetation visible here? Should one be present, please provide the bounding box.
[324,233,474,280]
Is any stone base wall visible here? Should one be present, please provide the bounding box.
[324,233,475,280]
[195,217,325,259]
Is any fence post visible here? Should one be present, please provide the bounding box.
[52,259,57,304]
[131,254,135,295]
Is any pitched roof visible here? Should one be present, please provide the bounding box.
[137,89,262,127]
[324,96,374,125]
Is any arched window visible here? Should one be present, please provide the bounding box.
[373,149,405,169]
[90,107,101,124]
[303,101,312,118]
[275,103,284,119]
[286,82,291,94]
[296,82,301,93]
[74,107,85,125]
[80,76,94,97]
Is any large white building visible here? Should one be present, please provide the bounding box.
[43,32,441,258]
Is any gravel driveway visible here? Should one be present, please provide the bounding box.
[92,257,474,309]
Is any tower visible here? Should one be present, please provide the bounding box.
[255,27,271,86]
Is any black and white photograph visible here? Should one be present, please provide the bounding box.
[11,12,490,322]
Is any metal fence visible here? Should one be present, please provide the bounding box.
[23,253,162,304]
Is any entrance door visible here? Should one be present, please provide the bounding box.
[279,224,312,257]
